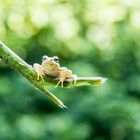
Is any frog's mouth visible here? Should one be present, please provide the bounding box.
[47,60,57,65]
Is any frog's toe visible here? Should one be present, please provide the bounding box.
[73,74,77,84]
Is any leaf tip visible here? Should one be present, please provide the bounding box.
[101,78,107,85]
[59,102,67,109]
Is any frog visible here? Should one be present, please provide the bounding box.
[33,55,77,87]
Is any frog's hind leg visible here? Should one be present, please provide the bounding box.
[55,79,61,88]
[55,78,64,88]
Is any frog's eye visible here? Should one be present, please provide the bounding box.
[53,56,59,63]
[42,55,48,61]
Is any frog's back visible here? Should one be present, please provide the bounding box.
[42,61,60,78]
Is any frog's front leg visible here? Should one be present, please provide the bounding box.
[33,63,44,82]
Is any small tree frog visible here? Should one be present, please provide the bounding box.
[33,55,77,87]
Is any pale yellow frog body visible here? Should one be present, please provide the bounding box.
[33,55,77,87]
[41,56,60,77]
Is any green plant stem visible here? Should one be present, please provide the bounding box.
[0,40,107,108]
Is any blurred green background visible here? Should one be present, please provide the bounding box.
[0,0,140,140]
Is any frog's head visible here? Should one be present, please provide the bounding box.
[42,55,59,64]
